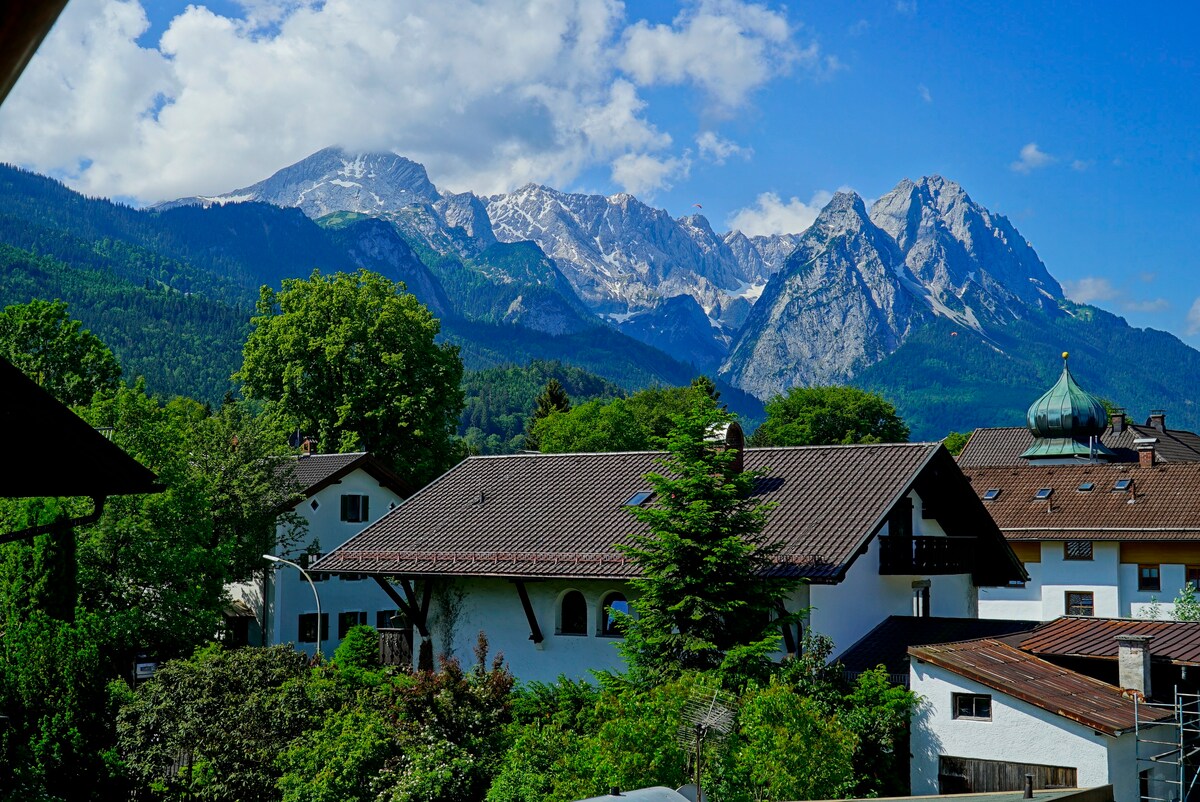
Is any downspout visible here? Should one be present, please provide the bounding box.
[0,496,106,545]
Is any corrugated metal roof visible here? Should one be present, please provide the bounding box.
[910,638,1173,735]
[1021,617,1200,666]
[316,443,1018,581]
[963,463,1200,540]
[958,424,1200,468]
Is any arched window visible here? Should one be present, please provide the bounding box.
[558,590,587,635]
[599,592,629,637]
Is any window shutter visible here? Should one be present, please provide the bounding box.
[340,495,350,521]
[362,496,369,521]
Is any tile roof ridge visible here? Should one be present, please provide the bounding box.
[745,441,939,451]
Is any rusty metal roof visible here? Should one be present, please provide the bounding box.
[909,638,1173,735]
[964,463,1200,540]
[1021,617,1200,667]
[958,423,1200,468]
[316,443,1021,582]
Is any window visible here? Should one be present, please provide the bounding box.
[952,693,992,720]
[982,489,1001,501]
[1034,487,1053,500]
[341,494,370,523]
[1063,541,1093,561]
[1114,478,1133,492]
[298,612,329,643]
[377,609,406,630]
[338,611,368,639]
[599,592,629,637]
[310,498,320,511]
[1187,566,1200,590]
[1066,591,1095,616]
[1139,564,1161,592]
[558,590,587,635]
[341,573,364,581]
[1077,482,1095,492]
[623,491,653,507]
[298,552,328,581]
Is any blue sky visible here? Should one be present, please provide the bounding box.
[5,0,1200,342]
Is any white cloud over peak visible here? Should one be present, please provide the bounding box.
[0,0,816,203]
[1010,142,1055,173]
[1187,298,1200,336]
[727,189,833,236]
[1062,276,1118,304]
[620,0,811,111]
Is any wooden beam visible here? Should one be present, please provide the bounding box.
[514,580,544,643]
[371,576,428,638]
[776,602,796,656]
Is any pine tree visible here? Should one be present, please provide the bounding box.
[615,396,799,681]
[524,378,571,450]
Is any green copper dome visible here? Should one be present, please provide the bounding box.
[1020,352,1114,461]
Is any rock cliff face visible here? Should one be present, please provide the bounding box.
[162,149,1143,413]
[721,192,922,395]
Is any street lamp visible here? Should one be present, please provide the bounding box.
[262,553,323,658]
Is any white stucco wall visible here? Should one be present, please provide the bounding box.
[979,540,1198,621]
[910,661,1116,796]
[263,468,406,657]
[813,490,978,658]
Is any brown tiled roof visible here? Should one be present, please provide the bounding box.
[838,615,1040,676]
[965,463,1200,540]
[1020,617,1200,666]
[277,452,411,502]
[909,638,1173,735]
[317,443,1019,582]
[2,357,160,498]
[958,423,1200,468]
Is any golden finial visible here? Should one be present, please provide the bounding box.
[1062,351,1069,361]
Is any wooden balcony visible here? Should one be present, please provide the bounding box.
[878,535,976,575]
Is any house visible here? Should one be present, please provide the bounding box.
[228,451,410,656]
[314,437,1025,681]
[950,355,1200,621]
[909,616,1200,801]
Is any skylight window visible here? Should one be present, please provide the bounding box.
[983,489,1001,501]
[624,491,653,507]
[1114,478,1133,492]
[1078,482,1095,492]
[1034,488,1053,500]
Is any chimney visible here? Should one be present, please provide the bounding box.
[1111,409,1126,434]
[1149,410,1166,433]
[1135,438,1157,469]
[1116,635,1153,697]
[707,421,745,474]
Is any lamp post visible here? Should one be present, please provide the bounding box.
[262,553,323,658]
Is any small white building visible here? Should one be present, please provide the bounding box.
[909,635,1171,801]
[314,437,1025,681]
[229,452,410,657]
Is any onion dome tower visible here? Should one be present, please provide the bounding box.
[1020,352,1116,462]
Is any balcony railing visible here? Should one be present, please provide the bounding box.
[378,628,413,670]
[878,535,976,575]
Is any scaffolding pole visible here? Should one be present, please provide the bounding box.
[1137,691,1200,802]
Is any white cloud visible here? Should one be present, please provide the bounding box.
[1071,159,1092,172]
[696,131,752,164]
[1062,276,1118,304]
[1121,298,1169,313]
[895,1,918,15]
[727,189,833,236]
[1187,298,1200,336]
[918,84,932,103]
[620,0,812,111]
[0,0,816,203]
[610,151,690,196]
[1010,142,1055,173]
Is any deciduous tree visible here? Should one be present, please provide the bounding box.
[0,298,120,405]
[238,269,465,487]
[751,386,909,447]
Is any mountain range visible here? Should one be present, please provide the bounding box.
[4,147,1198,440]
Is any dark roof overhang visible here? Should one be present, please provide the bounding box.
[0,1,68,107]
